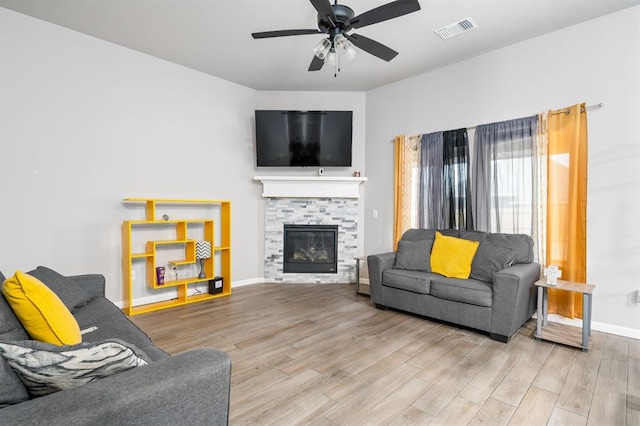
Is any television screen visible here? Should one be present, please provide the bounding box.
[255,110,353,167]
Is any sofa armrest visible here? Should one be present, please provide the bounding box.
[490,262,540,339]
[0,347,231,426]
[67,274,106,298]
[367,252,396,305]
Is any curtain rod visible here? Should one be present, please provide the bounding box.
[550,102,604,116]
[464,102,604,131]
[393,103,605,143]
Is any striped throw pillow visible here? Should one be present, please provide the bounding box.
[0,339,148,397]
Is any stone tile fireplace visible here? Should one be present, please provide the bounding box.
[257,176,366,284]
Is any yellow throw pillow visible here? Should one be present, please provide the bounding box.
[2,270,81,345]
[430,232,480,279]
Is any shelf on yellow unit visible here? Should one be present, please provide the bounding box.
[167,259,196,266]
[128,220,213,226]
[128,290,231,315]
[152,276,211,289]
[124,198,230,204]
[148,239,196,245]
[131,253,154,259]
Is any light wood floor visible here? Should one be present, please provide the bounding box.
[131,283,639,425]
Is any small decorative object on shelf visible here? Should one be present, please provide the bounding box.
[209,276,223,295]
[196,240,212,279]
[544,265,562,285]
[353,171,361,177]
[155,267,165,285]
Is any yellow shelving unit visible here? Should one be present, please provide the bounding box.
[122,198,231,315]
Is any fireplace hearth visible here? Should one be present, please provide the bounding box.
[283,224,338,274]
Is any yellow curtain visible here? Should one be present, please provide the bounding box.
[535,111,549,264]
[393,135,420,249]
[546,103,588,318]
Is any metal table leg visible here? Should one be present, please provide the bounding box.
[582,292,591,351]
[536,286,543,339]
[355,258,360,294]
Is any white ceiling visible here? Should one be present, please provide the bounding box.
[1,0,639,91]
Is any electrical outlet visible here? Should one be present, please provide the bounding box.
[372,209,378,218]
[131,270,136,281]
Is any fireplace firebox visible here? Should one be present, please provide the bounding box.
[283,224,338,274]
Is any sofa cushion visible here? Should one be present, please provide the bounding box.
[0,356,29,407]
[485,233,534,264]
[394,239,433,272]
[0,339,148,397]
[430,232,480,279]
[2,271,82,346]
[430,277,493,307]
[0,294,30,342]
[74,298,154,350]
[459,230,488,243]
[27,266,94,311]
[382,269,437,294]
[470,243,517,283]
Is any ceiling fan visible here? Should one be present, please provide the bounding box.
[251,0,421,72]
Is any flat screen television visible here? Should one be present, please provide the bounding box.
[255,110,353,167]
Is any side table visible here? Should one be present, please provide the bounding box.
[354,256,370,295]
[534,279,595,352]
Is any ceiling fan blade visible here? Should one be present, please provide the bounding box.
[309,0,337,24]
[308,55,325,71]
[252,29,323,39]
[348,0,421,30]
[344,33,398,62]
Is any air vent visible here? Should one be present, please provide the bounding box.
[434,18,478,40]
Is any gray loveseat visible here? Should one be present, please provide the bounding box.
[368,229,540,342]
[0,267,231,425]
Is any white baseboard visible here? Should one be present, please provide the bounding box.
[533,313,640,340]
[113,292,175,309]
[232,277,265,287]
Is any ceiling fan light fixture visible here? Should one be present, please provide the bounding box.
[345,43,357,60]
[326,49,336,65]
[333,33,349,55]
[313,38,331,60]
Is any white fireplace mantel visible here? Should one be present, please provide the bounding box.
[254,176,367,199]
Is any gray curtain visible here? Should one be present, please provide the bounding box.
[418,132,443,228]
[443,128,472,230]
[472,116,538,234]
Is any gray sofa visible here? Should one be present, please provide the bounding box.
[368,229,540,342]
[0,267,231,425]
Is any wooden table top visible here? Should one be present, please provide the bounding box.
[535,279,595,294]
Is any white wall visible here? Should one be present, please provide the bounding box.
[0,8,367,307]
[0,8,261,303]
[364,6,640,336]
